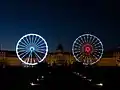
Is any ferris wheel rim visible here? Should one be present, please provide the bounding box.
[72,34,104,65]
[16,33,48,65]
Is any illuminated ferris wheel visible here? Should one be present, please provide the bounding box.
[16,34,48,65]
[72,34,103,65]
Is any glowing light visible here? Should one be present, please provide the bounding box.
[16,33,48,65]
[49,72,51,74]
[30,82,39,86]
[82,76,87,79]
[72,34,104,65]
[87,79,92,82]
[96,83,103,87]
[37,78,39,81]
[85,46,91,53]
[41,76,44,79]
[30,47,35,51]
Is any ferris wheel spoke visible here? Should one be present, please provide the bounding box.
[33,51,42,61]
[83,56,87,64]
[94,48,103,51]
[36,50,46,54]
[20,51,30,59]
[36,57,41,62]
[81,56,86,62]
[92,53,99,59]
[17,47,26,50]
[17,49,26,53]
[30,52,33,63]
[88,35,92,43]
[19,51,27,56]
[93,52,100,57]
[94,50,102,54]
[83,35,87,43]
[79,53,84,60]
[73,48,81,52]
[37,42,45,47]
[24,58,28,63]
[20,40,28,47]
[74,50,81,55]
[28,35,32,44]
[89,58,92,64]
[74,41,80,46]
[81,37,86,44]
[90,37,95,45]
[18,44,26,48]
[33,59,36,63]
[22,38,29,46]
[92,39,99,46]
[93,42,100,47]
[35,37,41,45]
[33,35,37,44]
[74,44,81,49]
[26,52,31,63]
[94,46,102,49]
[36,48,46,53]
[38,47,46,51]
[86,34,89,43]
[87,58,91,65]
[79,37,84,44]
[25,36,30,45]
[31,35,34,44]
[78,39,82,45]
[37,45,46,49]
[92,55,98,60]
[36,40,43,47]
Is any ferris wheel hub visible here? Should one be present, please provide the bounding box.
[85,46,91,53]
[30,47,35,51]
[83,43,93,55]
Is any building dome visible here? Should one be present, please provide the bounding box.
[56,44,64,52]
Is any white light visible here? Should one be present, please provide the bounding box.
[30,82,39,86]
[82,76,87,79]
[79,74,82,77]
[77,73,79,75]
[87,79,92,82]
[96,83,103,87]
[49,72,51,74]
[41,76,44,79]
[37,78,39,81]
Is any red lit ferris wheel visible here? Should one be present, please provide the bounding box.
[72,34,104,65]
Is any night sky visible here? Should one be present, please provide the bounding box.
[0,0,119,52]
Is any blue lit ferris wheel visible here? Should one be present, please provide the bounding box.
[16,34,48,65]
[72,34,103,65]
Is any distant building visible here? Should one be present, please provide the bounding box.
[0,44,119,67]
[45,44,75,66]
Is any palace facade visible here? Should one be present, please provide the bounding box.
[0,44,120,67]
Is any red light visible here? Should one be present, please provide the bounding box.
[85,46,91,53]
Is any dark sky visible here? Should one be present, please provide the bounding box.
[0,0,119,52]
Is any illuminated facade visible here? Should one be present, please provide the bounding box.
[0,45,120,67]
[44,44,75,66]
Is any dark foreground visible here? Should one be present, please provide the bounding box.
[0,65,120,90]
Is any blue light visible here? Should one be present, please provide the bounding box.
[16,33,48,65]
[30,46,35,51]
